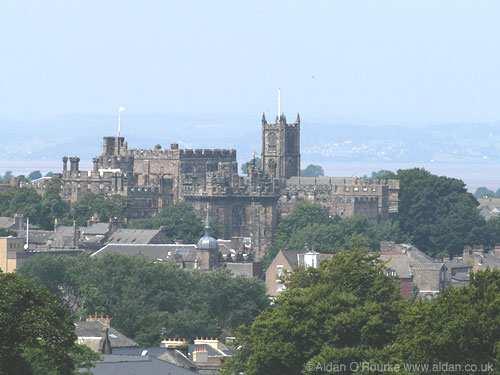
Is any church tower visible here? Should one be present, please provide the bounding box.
[261,111,301,180]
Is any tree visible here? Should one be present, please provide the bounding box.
[18,254,269,346]
[71,193,126,226]
[28,170,43,181]
[263,202,408,269]
[0,272,88,375]
[128,202,205,243]
[475,186,496,199]
[371,170,397,180]
[222,250,403,375]
[397,168,486,257]
[300,164,325,177]
[393,270,500,372]
[241,156,262,175]
[0,171,13,183]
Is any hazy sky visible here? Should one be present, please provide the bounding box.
[1,0,499,123]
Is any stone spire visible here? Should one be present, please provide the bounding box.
[296,113,301,124]
[261,112,267,125]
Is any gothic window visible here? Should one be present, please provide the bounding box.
[267,131,277,152]
[267,159,277,177]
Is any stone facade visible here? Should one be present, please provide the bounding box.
[281,176,399,219]
[59,111,399,259]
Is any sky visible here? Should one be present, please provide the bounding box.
[0,0,499,123]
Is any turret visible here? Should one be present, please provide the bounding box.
[261,112,267,125]
[69,157,80,176]
[62,156,68,175]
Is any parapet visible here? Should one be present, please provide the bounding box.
[180,148,236,159]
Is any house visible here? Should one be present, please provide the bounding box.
[75,315,138,352]
[85,354,196,375]
[91,243,214,270]
[379,242,447,299]
[444,258,471,288]
[462,245,500,272]
[0,214,25,232]
[105,227,170,244]
[0,236,25,272]
[478,198,500,220]
[265,249,334,296]
[102,337,233,375]
[188,338,233,374]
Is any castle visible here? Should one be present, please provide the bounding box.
[59,112,399,259]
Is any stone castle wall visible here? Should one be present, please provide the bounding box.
[58,112,400,259]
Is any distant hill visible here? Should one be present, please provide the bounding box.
[1,114,500,173]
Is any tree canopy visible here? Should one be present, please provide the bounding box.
[241,156,262,175]
[223,251,500,375]
[0,272,98,375]
[263,202,408,268]
[18,254,269,346]
[397,168,487,257]
[222,249,403,375]
[300,164,325,177]
[128,202,206,243]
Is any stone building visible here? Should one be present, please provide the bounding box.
[58,109,399,259]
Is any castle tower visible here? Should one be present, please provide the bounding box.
[261,112,301,180]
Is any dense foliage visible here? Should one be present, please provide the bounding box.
[223,250,500,375]
[223,250,403,375]
[474,186,500,199]
[127,202,207,243]
[241,156,262,175]
[397,168,487,257]
[71,192,127,226]
[18,254,269,346]
[0,181,126,230]
[269,168,495,261]
[263,202,408,267]
[0,272,99,375]
[300,164,325,177]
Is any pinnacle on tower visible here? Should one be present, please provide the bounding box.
[296,113,301,124]
[261,112,267,125]
[204,203,211,234]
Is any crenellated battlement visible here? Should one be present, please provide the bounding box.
[179,148,236,159]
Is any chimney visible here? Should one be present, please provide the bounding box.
[14,213,24,232]
[108,217,120,233]
[192,344,208,363]
[160,338,189,349]
[87,314,112,328]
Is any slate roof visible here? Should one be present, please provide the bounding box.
[380,253,412,279]
[86,354,196,375]
[18,230,54,248]
[81,223,110,235]
[75,321,138,349]
[107,229,163,244]
[91,243,199,262]
[224,262,257,278]
[380,243,444,293]
[0,217,15,229]
[113,347,196,370]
